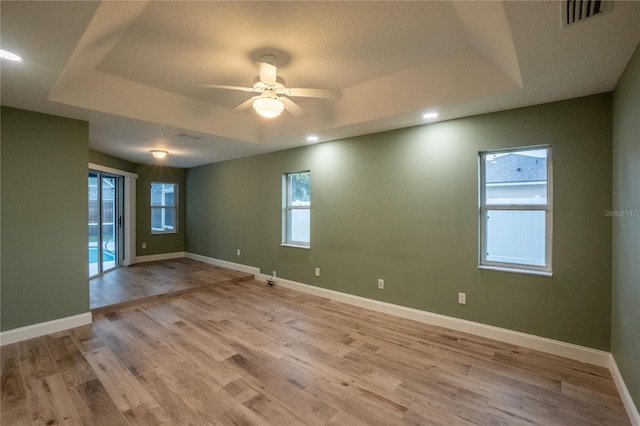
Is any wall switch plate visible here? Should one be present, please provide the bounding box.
[237,249,240,256]
[458,292,466,304]
[378,279,384,289]
[315,268,320,277]
[142,243,146,249]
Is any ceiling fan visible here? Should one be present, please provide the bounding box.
[203,55,342,119]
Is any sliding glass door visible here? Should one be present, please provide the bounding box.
[89,172,123,277]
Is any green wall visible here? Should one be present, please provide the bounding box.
[1,107,89,331]
[186,94,613,350]
[89,149,137,174]
[136,164,186,257]
[612,43,640,409]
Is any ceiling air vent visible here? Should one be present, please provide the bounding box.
[178,132,203,141]
[562,0,612,27]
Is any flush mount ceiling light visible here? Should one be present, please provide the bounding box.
[150,150,168,159]
[306,135,319,142]
[253,94,285,118]
[423,112,439,119]
[0,49,22,61]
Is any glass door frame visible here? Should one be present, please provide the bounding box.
[89,170,124,278]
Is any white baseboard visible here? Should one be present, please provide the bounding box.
[263,270,640,422]
[185,252,261,276]
[183,253,611,368]
[610,354,640,426]
[3,254,636,423]
[263,273,611,368]
[0,312,93,346]
[135,251,185,263]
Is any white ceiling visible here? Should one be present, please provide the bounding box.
[1,1,638,168]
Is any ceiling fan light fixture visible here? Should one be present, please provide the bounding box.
[253,96,284,118]
[151,150,168,159]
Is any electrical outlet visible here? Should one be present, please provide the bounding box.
[237,249,240,256]
[315,268,320,277]
[458,292,466,304]
[378,279,384,289]
[142,242,146,249]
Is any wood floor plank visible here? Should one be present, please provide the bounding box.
[87,318,163,378]
[68,378,129,426]
[45,332,97,388]
[26,373,83,425]
[122,401,174,426]
[17,338,58,384]
[1,345,31,425]
[285,338,407,394]
[305,376,410,426]
[90,258,254,311]
[226,353,337,425]
[241,392,306,426]
[83,346,156,412]
[404,396,480,426]
[217,401,272,426]
[161,327,242,386]
[279,342,416,421]
[136,369,219,425]
[1,259,632,425]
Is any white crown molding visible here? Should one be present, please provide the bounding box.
[0,312,92,346]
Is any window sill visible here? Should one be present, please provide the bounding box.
[281,243,310,250]
[478,265,552,277]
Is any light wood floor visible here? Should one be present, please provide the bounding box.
[2,260,631,425]
[90,258,254,312]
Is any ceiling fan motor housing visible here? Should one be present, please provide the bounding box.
[253,75,286,91]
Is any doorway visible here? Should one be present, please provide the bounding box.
[89,171,124,277]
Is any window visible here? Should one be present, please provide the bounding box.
[151,182,177,234]
[283,171,310,247]
[479,146,552,275]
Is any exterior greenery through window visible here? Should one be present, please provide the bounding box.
[284,171,310,247]
[151,182,177,234]
[479,146,552,274]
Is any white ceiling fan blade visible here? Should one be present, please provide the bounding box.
[280,97,309,118]
[233,96,260,112]
[258,61,277,86]
[286,87,342,99]
[201,84,256,92]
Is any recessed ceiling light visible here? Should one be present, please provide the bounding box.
[0,49,22,61]
[150,150,168,159]
[422,112,439,120]
[307,135,319,142]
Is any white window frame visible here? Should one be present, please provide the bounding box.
[283,171,310,248]
[479,145,553,276]
[151,182,178,235]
